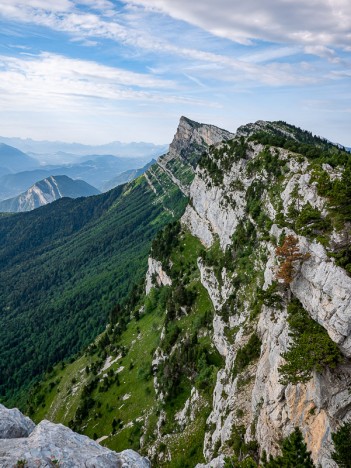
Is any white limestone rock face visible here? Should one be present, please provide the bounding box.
[145,257,172,294]
[166,116,234,163]
[0,418,150,468]
[198,259,233,313]
[197,257,256,460]
[281,173,326,215]
[182,205,214,248]
[183,166,247,249]
[156,116,235,195]
[257,232,351,466]
[251,302,351,467]
[145,120,351,466]
[265,226,351,356]
[0,404,35,439]
[175,387,201,429]
[291,240,351,356]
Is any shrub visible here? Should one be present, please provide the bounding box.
[262,427,315,467]
[294,203,331,237]
[275,235,309,284]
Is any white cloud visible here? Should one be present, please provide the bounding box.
[304,45,340,63]
[0,1,322,88]
[0,0,74,16]
[0,52,202,109]
[239,46,301,64]
[0,0,349,145]
[125,0,351,50]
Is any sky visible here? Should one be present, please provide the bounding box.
[0,0,350,146]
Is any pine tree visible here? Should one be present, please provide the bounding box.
[262,428,315,467]
[331,422,351,467]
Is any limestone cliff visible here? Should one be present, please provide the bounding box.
[144,119,351,467]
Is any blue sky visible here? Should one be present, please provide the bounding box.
[0,0,350,145]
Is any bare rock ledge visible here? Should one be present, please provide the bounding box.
[0,405,150,468]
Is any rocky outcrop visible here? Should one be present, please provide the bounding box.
[145,257,172,294]
[196,456,226,468]
[291,240,351,356]
[0,404,35,439]
[264,225,351,357]
[182,156,249,249]
[250,298,351,467]
[155,116,235,196]
[168,116,234,160]
[0,406,150,468]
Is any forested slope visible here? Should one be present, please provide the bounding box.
[0,116,228,408]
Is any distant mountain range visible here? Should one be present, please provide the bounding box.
[0,175,100,213]
[0,136,168,164]
[0,151,160,200]
[0,143,39,173]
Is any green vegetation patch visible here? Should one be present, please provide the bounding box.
[279,299,343,385]
[248,122,350,168]
[331,421,351,467]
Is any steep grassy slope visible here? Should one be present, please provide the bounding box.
[28,227,222,468]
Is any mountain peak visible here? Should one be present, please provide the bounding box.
[170,116,235,157]
[148,117,235,198]
[0,175,100,213]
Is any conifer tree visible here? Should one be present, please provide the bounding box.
[262,428,315,467]
[331,422,351,467]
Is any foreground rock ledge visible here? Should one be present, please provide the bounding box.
[0,404,150,468]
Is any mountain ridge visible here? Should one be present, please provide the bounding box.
[2,116,351,467]
[0,135,168,163]
[0,143,38,173]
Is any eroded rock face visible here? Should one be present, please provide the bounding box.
[265,226,351,357]
[291,240,351,356]
[0,404,35,439]
[155,116,235,196]
[254,227,351,466]
[145,257,172,294]
[182,159,249,249]
[167,116,235,163]
[0,407,150,468]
